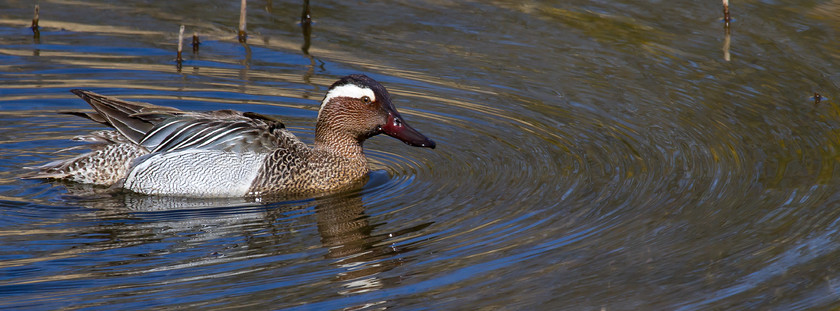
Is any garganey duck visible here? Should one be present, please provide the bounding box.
[25,74,436,197]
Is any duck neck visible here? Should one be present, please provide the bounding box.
[313,120,367,161]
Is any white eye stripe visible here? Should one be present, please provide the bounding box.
[318,84,376,118]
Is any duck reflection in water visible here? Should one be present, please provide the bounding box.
[315,193,431,295]
[35,183,430,301]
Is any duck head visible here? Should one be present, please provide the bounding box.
[315,74,436,149]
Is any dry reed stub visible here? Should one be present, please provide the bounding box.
[238,0,247,42]
[192,32,200,53]
[31,5,40,35]
[177,25,185,62]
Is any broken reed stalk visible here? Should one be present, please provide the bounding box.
[238,0,247,42]
[177,25,185,62]
[300,0,312,55]
[301,0,311,25]
[192,32,200,53]
[722,0,730,26]
[721,0,731,61]
[31,5,40,35]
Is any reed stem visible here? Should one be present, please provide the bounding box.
[238,0,247,42]
[177,25,185,62]
[31,5,40,36]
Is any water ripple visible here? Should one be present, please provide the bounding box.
[4,1,840,307]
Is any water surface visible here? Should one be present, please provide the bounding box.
[3,0,840,309]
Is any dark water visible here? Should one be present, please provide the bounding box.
[3,0,840,309]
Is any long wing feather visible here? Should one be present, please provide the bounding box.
[70,90,182,144]
[68,89,288,155]
[140,116,285,154]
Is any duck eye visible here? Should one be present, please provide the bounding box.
[361,96,371,104]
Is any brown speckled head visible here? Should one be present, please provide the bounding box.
[314,74,436,155]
